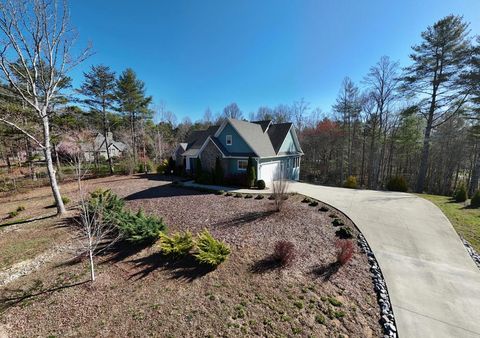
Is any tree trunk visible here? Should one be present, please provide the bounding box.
[53,142,62,181]
[103,105,114,175]
[89,249,95,282]
[469,145,480,197]
[42,115,66,215]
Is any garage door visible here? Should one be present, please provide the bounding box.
[259,162,280,184]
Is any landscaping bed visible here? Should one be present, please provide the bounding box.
[0,176,382,337]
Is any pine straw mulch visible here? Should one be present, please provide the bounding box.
[0,179,382,337]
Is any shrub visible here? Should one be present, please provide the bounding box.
[8,210,18,218]
[336,240,354,265]
[301,197,311,203]
[215,190,225,195]
[225,192,233,197]
[343,176,357,189]
[332,218,344,227]
[335,227,353,239]
[194,229,231,268]
[138,160,153,174]
[386,176,408,192]
[256,179,266,190]
[16,205,25,212]
[116,157,136,175]
[214,157,224,185]
[158,231,194,256]
[156,159,169,174]
[255,194,264,200]
[246,156,256,188]
[116,209,166,243]
[308,201,319,207]
[329,214,337,218]
[272,178,289,212]
[62,196,70,205]
[268,195,275,200]
[244,194,253,199]
[87,189,165,243]
[234,193,243,198]
[272,240,295,267]
[454,184,467,203]
[315,314,326,325]
[471,190,480,208]
[319,206,329,212]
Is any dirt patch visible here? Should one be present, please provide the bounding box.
[0,176,381,337]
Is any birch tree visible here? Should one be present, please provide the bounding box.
[0,0,90,214]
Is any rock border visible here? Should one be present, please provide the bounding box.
[461,238,480,269]
[358,233,398,338]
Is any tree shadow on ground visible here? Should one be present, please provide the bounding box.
[249,256,282,274]
[0,280,88,313]
[0,213,56,227]
[213,210,276,228]
[311,262,341,281]
[124,184,208,201]
[127,252,213,282]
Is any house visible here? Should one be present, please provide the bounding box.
[82,132,127,162]
[176,118,303,183]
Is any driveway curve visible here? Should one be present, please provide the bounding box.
[290,182,480,338]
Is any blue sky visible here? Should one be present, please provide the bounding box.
[68,1,480,122]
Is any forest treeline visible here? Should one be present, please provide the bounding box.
[0,2,479,215]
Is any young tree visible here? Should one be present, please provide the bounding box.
[78,65,117,174]
[116,68,152,164]
[467,37,480,196]
[0,0,90,215]
[402,15,472,193]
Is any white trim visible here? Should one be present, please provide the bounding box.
[237,159,248,171]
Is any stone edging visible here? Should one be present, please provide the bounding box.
[461,238,480,269]
[357,233,398,338]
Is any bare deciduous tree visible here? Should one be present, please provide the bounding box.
[0,0,90,215]
[272,169,289,212]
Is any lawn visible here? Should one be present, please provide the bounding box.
[0,175,382,337]
[419,194,480,252]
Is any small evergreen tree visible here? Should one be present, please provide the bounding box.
[454,184,467,203]
[214,157,224,185]
[470,190,480,208]
[246,156,256,188]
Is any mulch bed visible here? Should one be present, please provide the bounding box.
[0,176,382,337]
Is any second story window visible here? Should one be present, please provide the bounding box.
[226,135,232,146]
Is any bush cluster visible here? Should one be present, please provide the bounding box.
[335,227,353,239]
[194,229,231,268]
[454,184,467,203]
[343,176,358,189]
[336,240,354,265]
[386,176,408,192]
[256,179,266,190]
[138,160,153,174]
[272,240,296,267]
[471,190,480,208]
[87,189,166,243]
[158,231,194,257]
[332,218,344,227]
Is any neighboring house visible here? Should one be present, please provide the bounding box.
[176,118,303,183]
[82,132,127,162]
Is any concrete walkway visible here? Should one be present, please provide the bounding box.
[185,180,480,337]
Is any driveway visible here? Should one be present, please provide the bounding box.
[288,182,480,338]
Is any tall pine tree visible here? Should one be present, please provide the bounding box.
[78,65,117,174]
[402,15,472,193]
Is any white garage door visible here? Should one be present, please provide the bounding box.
[259,162,280,184]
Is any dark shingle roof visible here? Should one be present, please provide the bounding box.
[182,125,219,156]
[251,120,272,132]
[267,123,293,153]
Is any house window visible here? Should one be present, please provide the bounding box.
[237,160,248,171]
[226,135,232,146]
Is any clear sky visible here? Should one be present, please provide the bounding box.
[68,0,480,122]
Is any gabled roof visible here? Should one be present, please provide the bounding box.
[267,123,293,154]
[226,118,276,157]
[251,120,272,132]
[180,118,302,158]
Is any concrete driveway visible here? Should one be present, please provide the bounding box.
[287,182,480,338]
